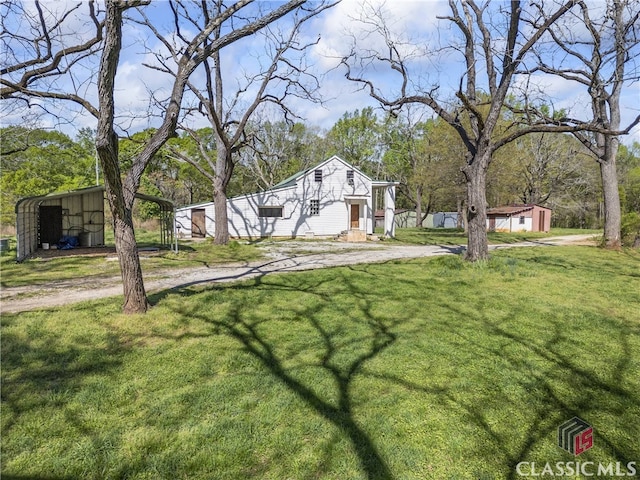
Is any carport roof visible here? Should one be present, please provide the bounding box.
[15,185,174,212]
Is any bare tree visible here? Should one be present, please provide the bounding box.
[238,119,328,191]
[341,0,603,261]
[1,0,314,313]
[515,133,586,206]
[159,1,337,244]
[527,0,640,247]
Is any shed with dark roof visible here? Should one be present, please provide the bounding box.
[486,204,551,232]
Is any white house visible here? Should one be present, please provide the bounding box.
[175,156,398,241]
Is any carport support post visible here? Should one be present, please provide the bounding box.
[174,211,179,253]
[384,184,395,238]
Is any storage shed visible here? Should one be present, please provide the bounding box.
[486,204,552,233]
[15,185,174,261]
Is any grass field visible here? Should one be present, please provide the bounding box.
[2,245,639,479]
[0,234,262,288]
[387,227,602,245]
[0,227,599,289]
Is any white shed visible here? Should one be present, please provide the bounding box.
[175,156,398,241]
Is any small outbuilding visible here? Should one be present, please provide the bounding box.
[486,204,552,233]
[15,185,174,261]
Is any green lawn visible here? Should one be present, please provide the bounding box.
[386,227,602,245]
[2,246,638,479]
[0,235,262,288]
[1,227,598,288]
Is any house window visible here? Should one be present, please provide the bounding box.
[347,170,354,186]
[258,206,283,218]
[314,169,322,182]
[310,199,320,216]
[519,216,525,225]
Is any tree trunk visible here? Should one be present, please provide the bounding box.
[213,178,230,245]
[600,139,622,248]
[114,211,149,313]
[97,137,149,313]
[213,145,231,245]
[456,197,464,229]
[415,186,423,228]
[96,1,148,314]
[98,151,149,314]
[463,155,489,261]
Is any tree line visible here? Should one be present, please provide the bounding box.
[3,110,639,234]
[1,0,638,313]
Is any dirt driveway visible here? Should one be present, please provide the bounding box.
[0,235,596,314]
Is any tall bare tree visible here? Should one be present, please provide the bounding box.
[238,120,328,191]
[527,0,640,248]
[1,0,314,312]
[159,1,337,244]
[341,0,602,261]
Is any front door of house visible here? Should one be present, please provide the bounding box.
[350,204,360,229]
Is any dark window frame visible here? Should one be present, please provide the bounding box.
[310,199,320,216]
[314,169,322,182]
[347,170,354,185]
[258,206,284,218]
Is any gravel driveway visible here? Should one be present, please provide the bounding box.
[0,235,596,314]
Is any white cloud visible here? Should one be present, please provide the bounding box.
[4,1,638,146]
[301,0,455,126]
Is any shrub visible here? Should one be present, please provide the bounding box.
[621,212,640,247]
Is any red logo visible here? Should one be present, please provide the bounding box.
[574,426,593,455]
[558,417,593,456]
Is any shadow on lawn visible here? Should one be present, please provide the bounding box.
[6,252,632,479]
[432,301,639,479]
[155,268,399,480]
[0,319,131,478]
[149,255,639,479]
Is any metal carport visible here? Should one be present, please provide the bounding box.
[15,185,175,261]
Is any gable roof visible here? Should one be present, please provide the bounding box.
[270,169,307,190]
[176,156,378,209]
[487,204,550,216]
[270,156,372,191]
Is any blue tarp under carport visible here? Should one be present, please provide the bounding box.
[15,185,174,261]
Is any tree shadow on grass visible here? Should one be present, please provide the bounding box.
[146,253,639,479]
[426,300,639,479]
[156,270,398,480]
[1,319,131,478]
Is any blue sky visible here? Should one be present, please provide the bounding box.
[3,0,639,145]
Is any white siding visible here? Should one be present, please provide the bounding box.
[175,156,375,239]
[488,215,533,232]
[175,203,215,238]
[492,217,511,232]
[511,216,532,232]
[175,209,191,236]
